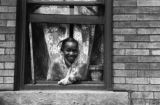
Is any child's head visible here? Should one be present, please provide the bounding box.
[60,37,79,64]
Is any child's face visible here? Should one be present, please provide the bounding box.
[63,41,79,64]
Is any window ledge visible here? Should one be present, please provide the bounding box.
[0,90,128,105]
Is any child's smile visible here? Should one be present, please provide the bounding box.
[63,41,79,65]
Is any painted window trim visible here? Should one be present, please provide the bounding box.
[14,0,113,90]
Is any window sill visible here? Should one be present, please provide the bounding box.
[0,90,129,105]
[23,83,105,90]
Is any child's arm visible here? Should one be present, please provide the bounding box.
[58,63,87,85]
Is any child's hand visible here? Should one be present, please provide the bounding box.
[58,78,71,85]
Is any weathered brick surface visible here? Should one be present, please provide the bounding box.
[0,0,16,91]
[113,15,136,21]
[5,62,14,69]
[113,0,160,104]
[6,34,15,40]
[5,48,15,54]
[137,0,160,6]
[3,77,14,83]
[1,0,160,105]
[114,0,137,6]
[1,0,17,6]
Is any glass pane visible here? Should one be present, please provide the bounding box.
[26,23,104,84]
[33,6,103,15]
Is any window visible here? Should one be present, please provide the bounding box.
[15,0,113,90]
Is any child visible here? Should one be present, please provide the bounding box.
[47,37,87,85]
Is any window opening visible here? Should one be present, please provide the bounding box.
[15,0,113,90]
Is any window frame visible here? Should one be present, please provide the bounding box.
[14,0,113,90]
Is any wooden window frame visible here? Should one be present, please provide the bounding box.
[14,0,113,90]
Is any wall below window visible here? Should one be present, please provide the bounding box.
[0,90,128,105]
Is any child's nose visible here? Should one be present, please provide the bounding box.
[69,51,74,55]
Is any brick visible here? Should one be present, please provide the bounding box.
[115,21,160,28]
[0,63,4,69]
[114,84,138,91]
[114,70,137,77]
[150,35,160,41]
[114,56,138,63]
[138,85,160,91]
[3,77,14,83]
[154,93,160,99]
[138,43,160,48]
[0,84,13,90]
[149,99,160,105]
[1,0,17,6]
[114,42,137,48]
[0,41,15,47]
[1,70,14,76]
[5,48,15,54]
[138,0,160,6]
[151,50,160,55]
[132,92,154,99]
[0,27,15,33]
[138,7,160,13]
[0,34,5,40]
[114,77,125,83]
[0,55,15,62]
[6,34,15,40]
[126,78,149,84]
[113,7,137,14]
[138,28,160,34]
[150,63,160,69]
[113,29,136,34]
[113,63,125,69]
[0,6,16,13]
[125,49,149,55]
[114,22,141,28]
[150,78,160,84]
[0,77,3,83]
[132,99,145,105]
[7,20,16,27]
[141,22,160,27]
[114,0,137,6]
[125,63,150,69]
[145,70,160,78]
[138,56,160,62]
[0,13,16,19]
[113,15,136,21]
[8,7,16,12]
[147,22,160,27]
[5,62,14,69]
[8,70,14,76]
[124,35,150,42]
[114,22,148,28]
[137,70,145,77]
[114,35,124,41]
[0,48,5,54]
[113,49,125,55]
[114,22,133,28]
[0,6,9,12]
[0,20,7,26]
[137,14,160,21]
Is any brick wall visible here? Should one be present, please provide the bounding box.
[0,0,16,90]
[1,0,160,105]
[113,0,160,105]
